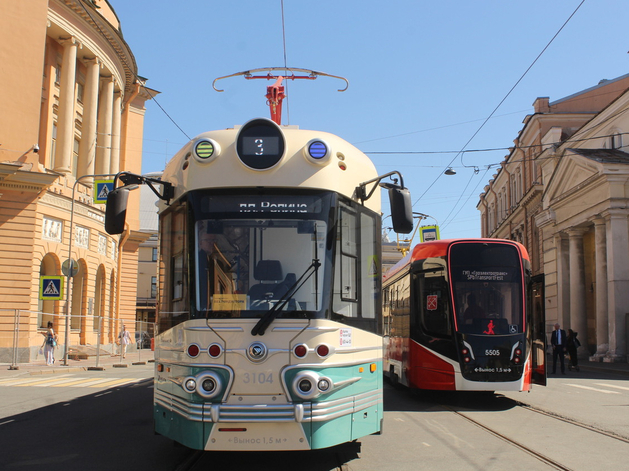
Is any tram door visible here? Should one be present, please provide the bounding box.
[530,274,547,386]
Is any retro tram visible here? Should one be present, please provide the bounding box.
[105,69,412,450]
[382,238,546,392]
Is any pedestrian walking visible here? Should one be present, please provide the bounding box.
[40,321,58,366]
[566,329,581,372]
[118,325,131,359]
[551,323,567,374]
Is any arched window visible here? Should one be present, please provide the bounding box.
[38,254,59,328]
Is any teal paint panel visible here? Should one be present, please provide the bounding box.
[170,411,205,449]
[310,415,353,449]
[351,404,381,440]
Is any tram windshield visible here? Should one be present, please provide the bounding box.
[450,243,523,335]
[191,191,330,319]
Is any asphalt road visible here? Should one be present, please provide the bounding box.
[1,364,628,471]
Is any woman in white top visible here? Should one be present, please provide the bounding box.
[41,321,57,366]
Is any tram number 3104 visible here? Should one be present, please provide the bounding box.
[242,372,274,384]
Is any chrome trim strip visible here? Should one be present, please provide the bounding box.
[153,389,382,424]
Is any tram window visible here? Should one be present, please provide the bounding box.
[359,212,378,319]
[338,206,358,303]
[333,203,379,327]
[450,243,523,334]
[159,204,190,332]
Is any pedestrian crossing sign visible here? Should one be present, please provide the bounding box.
[39,276,64,300]
[94,179,114,204]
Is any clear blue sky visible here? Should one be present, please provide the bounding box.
[112,0,628,240]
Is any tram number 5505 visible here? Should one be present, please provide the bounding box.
[485,349,500,356]
[242,372,273,384]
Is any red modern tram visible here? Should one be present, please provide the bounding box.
[382,239,546,392]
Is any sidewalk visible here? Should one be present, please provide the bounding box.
[548,354,629,378]
[0,348,155,377]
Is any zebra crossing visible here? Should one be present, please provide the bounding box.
[0,373,147,389]
[566,382,629,395]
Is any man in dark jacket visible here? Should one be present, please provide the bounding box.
[551,323,567,374]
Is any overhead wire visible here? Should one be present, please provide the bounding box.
[78,1,191,142]
[420,0,587,229]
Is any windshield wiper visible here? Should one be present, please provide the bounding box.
[251,258,320,336]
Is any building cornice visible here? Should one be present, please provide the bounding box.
[0,163,59,193]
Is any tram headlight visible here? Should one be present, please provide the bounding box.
[183,377,197,393]
[195,371,222,399]
[292,371,330,400]
[202,378,217,394]
[299,379,313,393]
[317,377,331,392]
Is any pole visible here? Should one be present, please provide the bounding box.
[63,173,117,366]
[9,309,20,370]
[95,315,102,369]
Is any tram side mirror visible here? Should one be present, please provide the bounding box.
[105,187,130,235]
[389,187,413,234]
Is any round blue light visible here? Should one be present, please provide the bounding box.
[308,141,327,159]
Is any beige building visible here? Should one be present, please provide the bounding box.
[0,0,154,361]
[478,74,629,363]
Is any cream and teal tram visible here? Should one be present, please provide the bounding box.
[105,117,412,451]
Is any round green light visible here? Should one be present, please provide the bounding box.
[196,141,215,159]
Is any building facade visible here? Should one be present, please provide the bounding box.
[478,74,629,363]
[0,0,154,361]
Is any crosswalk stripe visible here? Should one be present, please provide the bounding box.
[13,376,87,387]
[566,383,621,394]
[89,378,142,388]
[0,374,75,387]
[595,383,629,391]
[49,377,118,388]
[0,376,144,389]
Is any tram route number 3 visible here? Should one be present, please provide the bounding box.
[242,372,273,384]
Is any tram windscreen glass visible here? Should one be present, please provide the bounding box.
[192,192,331,320]
[449,243,523,335]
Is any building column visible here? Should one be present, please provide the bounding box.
[567,228,588,354]
[555,233,570,329]
[77,57,100,180]
[109,90,122,175]
[591,217,609,360]
[54,37,79,174]
[95,76,114,175]
[603,208,629,362]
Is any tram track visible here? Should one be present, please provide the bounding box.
[512,399,629,444]
[449,407,574,471]
[443,396,629,471]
